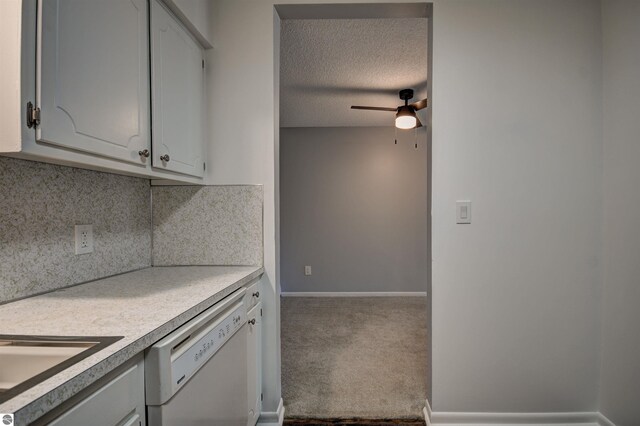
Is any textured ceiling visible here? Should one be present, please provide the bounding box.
[280,18,429,128]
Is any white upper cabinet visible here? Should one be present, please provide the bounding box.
[150,0,205,178]
[161,0,215,48]
[37,0,150,165]
[0,0,208,183]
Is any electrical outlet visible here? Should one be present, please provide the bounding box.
[304,266,312,276]
[75,224,94,255]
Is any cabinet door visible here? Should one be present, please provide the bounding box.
[48,355,146,426]
[150,0,205,177]
[37,0,150,165]
[247,303,262,426]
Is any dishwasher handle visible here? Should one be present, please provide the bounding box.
[150,288,246,355]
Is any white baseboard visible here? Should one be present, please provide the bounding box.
[280,291,427,297]
[424,399,433,426]
[422,401,616,426]
[257,398,285,426]
[595,412,616,426]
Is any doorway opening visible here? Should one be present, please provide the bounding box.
[275,3,432,424]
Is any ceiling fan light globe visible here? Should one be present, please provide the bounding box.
[395,115,417,129]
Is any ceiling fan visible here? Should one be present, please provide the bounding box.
[351,89,427,129]
[351,88,428,129]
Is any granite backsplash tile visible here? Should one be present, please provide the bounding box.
[0,157,151,303]
[152,186,263,266]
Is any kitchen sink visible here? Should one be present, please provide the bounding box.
[0,335,123,403]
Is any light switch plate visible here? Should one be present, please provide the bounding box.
[456,201,472,224]
[75,224,94,254]
[304,266,312,276]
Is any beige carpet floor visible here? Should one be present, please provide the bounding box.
[281,297,429,419]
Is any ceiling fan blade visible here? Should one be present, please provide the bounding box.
[351,106,397,112]
[409,98,428,111]
[415,117,423,128]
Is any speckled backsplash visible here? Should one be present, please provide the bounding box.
[152,186,263,266]
[0,157,152,303]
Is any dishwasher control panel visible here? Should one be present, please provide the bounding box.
[171,304,246,390]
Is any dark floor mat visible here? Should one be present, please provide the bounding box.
[284,418,426,426]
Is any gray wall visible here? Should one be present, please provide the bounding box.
[280,126,428,293]
[0,157,151,303]
[599,1,640,423]
[430,0,602,413]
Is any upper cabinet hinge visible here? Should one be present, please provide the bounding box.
[202,59,205,69]
[203,162,206,170]
[27,102,40,128]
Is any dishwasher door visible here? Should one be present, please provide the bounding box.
[148,329,248,426]
[146,288,249,426]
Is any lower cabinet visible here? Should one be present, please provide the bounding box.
[247,302,262,426]
[47,355,146,426]
[37,283,263,426]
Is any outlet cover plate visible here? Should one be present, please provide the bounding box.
[75,224,94,255]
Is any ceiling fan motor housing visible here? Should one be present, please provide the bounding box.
[399,88,414,103]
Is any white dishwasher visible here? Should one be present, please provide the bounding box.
[145,288,249,426]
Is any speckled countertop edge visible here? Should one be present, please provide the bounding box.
[0,266,264,425]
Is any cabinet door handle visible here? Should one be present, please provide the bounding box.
[252,292,260,298]
[160,154,170,162]
[138,149,150,158]
[248,319,256,325]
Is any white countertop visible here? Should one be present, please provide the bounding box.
[0,265,264,425]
